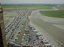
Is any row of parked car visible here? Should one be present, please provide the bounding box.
[28,25,52,47]
[5,10,31,47]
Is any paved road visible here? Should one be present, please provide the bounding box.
[30,10,64,47]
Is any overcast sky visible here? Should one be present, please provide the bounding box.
[1,0,64,4]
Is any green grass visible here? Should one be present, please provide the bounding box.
[2,5,53,10]
[40,10,64,18]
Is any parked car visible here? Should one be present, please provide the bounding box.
[44,43,52,47]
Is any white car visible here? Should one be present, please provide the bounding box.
[36,32,43,36]
[44,43,52,47]
[33,29,38,33]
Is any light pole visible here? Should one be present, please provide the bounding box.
[0,3,7,47]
